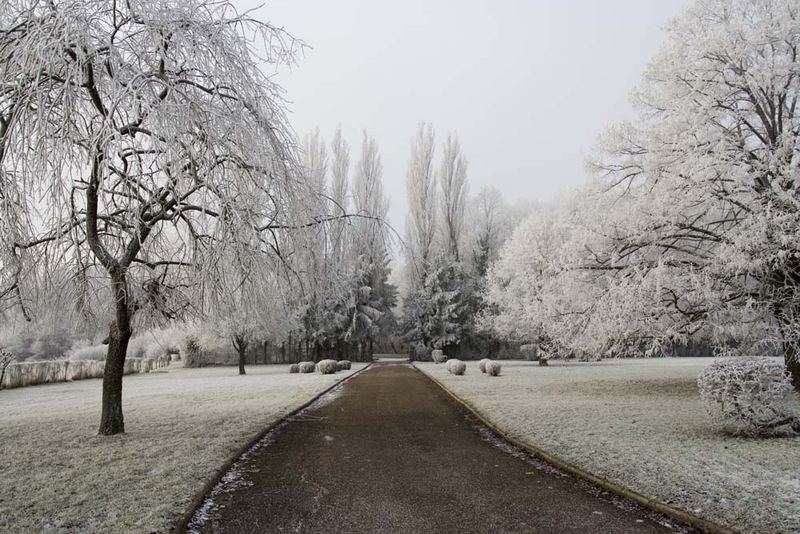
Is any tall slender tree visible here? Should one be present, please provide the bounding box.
[438,133,468,261]
[405,122,437,286]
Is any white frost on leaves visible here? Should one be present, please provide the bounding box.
[316,359,339,374]
[298,361,316,373]
[697,357,800,436]
[484,360,501,377]
[446,358,466,375]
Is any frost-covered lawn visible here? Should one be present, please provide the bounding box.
[416,358,800,534]
[0,363,365,533]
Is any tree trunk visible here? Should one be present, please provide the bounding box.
[232,334,248,375]
[238,348,247,375]
[775,306,800,390]
[99,274,133,435]
[784,337,800,390]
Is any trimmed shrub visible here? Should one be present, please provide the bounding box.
[69,360,105,381]
[337,360,352,371]
[289,364,300,374]
[298,361,316,373]
[478,358,491,373]
[316,359,338,374]
[182,335,202,368]
[698,357,800,436]
[485,360,502,377]
[431,349,446,364]
[3,361,70,388]
[446,359,466,376]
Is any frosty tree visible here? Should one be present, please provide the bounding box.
[468,185,509,277]
[405,122,437,287]
[438,133,468,261]
[0,0,308,434]
[593,0,800,385]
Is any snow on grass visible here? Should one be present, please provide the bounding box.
[416,358,800,534]
[0,363,366,533]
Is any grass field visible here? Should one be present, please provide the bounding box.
[416,358,800,534]
[0,363,365,533]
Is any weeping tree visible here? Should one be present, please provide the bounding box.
[0,0,307,434]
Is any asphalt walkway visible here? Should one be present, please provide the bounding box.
[190,362,682,533]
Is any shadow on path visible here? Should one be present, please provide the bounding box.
[188,362,686,533]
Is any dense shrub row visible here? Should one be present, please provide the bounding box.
[0,356,171,390]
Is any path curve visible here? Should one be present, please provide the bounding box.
[187,361,688,533]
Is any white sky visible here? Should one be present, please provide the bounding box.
[236,0,689,233]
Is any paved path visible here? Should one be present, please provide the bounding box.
[190,362,684,533]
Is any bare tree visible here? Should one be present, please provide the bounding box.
[438,133,468,261]
[405,122,437,285]
[0,0,306,434]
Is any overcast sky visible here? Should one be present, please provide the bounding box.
[237,0,689,233]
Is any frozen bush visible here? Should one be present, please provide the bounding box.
[337,360,352,371]
[485,360,502,377]
[478,358,491,373]
[316,359,338,374]
[2,361,70,388]
[431,349,446,363]
[67,344,107,361]
[126,336,147,359]
[0,348,13,390]
[69,360,105,381]
[123,358,139,375]
[298,361,316,373]
[182,335,202,368]
[289,364,299,373]
[446,359,466,376]
[698,357,800,436]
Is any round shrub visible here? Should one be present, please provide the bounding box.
[697,357,800,436]
[337,360,352,371]
[485,360,502,377]
[298,361,316,373]
[478,358,491,373]
[446,359,466,376]
[289,364,299,374]
[432,349,446,363]
[316,359,338,374]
